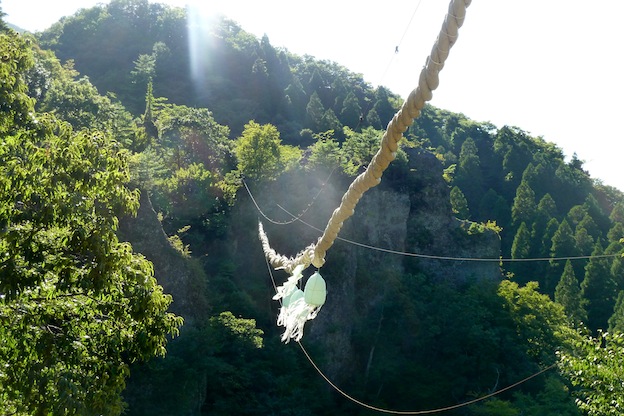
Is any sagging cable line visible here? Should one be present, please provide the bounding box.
[242,166,336,226]
[243,181,621,264]
[263,259,557,415]
[276,203,621,263]
[298,340,556,415]
[377,0,425,88]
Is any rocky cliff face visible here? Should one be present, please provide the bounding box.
[304,187,411,379]
[402,147,502,284]
[235,147,502,380]
[118,191,209,326]
[118,147,502,381]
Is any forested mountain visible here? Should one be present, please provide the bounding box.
[2,0,624,414]
[37,0,397,142]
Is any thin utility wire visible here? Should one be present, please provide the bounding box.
[241,167,336,225]
[355,0,424,131]
[258,1,570,410]
[264,250,281,295]
[263,260,557,415]
[244,179,621,263]
[297,341,556,415]
[271,202,620,264]
[396,0,426,53]
[377,0,425,88]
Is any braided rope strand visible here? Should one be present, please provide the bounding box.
[258,222,315,274]
[311,0,472,268]
[259,0,472,271]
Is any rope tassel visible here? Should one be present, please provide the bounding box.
[272,264,327,343]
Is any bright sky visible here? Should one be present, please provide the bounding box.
[4,0,624,191]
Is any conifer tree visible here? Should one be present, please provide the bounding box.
[340,91,362,128]
[320,108,342,132]
[581,241,618,332]
[555,260,586,324]
[566,205,587,229]
[540,218,559,258]
[307,67,325,95]
[454,137,483,210]
[305,91,325,131]
[576,213,599,241]
[521,162,538,184]
[510,222,532,284]
[583,193,609,232]
[608,291,624,333]
[330,77,347,111]
[525,196,558,287]
[372,86,396,125]
[284,78,307,119]
[496,130,533,188]
[536,193,558,221]
[365,107,382,130]
[574,226,594,258]
[550,220,578,264]
[450,186,470,220]
[606,223,624,292]
[548,219,578,295]
[524,162,550,198]
[511,180,536,226]
[607,222,624,244]
[608,243,624,292]
[609,203,624,224]
[141,81,158,143]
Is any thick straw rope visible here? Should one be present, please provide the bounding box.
[261,0,472,272]
[258,222,316,273]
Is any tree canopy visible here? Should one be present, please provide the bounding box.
[1,3,624,414]
[0,29,181,415]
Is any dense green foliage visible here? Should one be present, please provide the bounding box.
[37,0,398,141]
[234,120,301,180]
[2,1,624,414]
[0,29,182,414]
[559,330,624,416]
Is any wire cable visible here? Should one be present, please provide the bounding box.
[244,172,621,264]
[355,0,424,132]
[377,0,425,88]
[263,259,557,415]
[272,203,621,263]
[242,167,621,263]
[241,166,336,225]
[242,155,621,264]
[297,340,556,415]
[396,0,426,53]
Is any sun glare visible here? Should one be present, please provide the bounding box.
[186,2,224,94]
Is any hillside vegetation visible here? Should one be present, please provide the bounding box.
[1,1,624,414]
